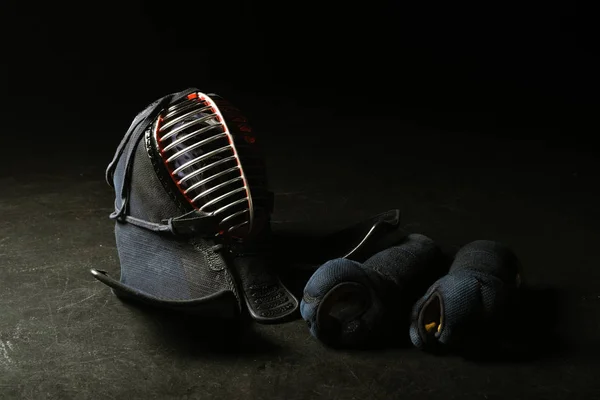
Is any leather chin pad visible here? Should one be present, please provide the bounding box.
[231,254,299,324]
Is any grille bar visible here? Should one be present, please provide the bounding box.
[171,147,232,175]
[161,105,213,131]
[153,92,266,238]
[190,177,243,203]
[178,156,237,184]
[163,125,223,152]
[184,166,240,194]
[166,133,228,162]
[160,114,219,142]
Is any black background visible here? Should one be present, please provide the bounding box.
[2,0,598,150]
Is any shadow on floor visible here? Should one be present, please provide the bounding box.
[454,286,571,363]
[117,299,282,358]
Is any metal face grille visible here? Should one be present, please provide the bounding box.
[152,92,258,238]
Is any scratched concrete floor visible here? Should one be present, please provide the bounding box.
[1,99,600,399]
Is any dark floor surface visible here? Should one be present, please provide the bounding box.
[1,96,600,399]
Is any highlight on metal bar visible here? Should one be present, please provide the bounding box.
[219,209,249,225]
[183,166,241,194]
[163,125,223,152]
[171,147,232,175]
[161,105,213,130]
[152,91,266,237]
[213,197,250,216]
[190,177,243,203]
[199,187,247,212]
[160,114,219,142]
[166,133,228,162]
[178,156,238,184]
[228,221,249,232]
